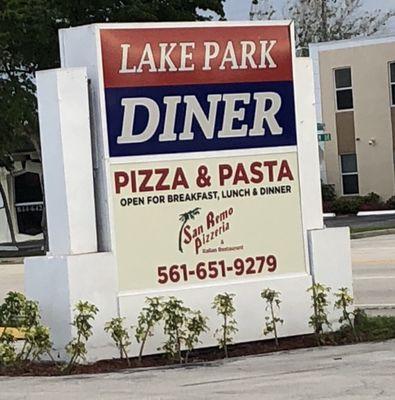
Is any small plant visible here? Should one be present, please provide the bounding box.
[363,192,381,205]
[184,310,209,363]
[64,301,99,373]
[0,292,39,330]
[22,325,53,362]
[386,195,395,209]
[0,292,53,365]
[212,293,238,358]
[0,332,16,366]
[332,196,364,215]
[334,287,358,342]
[135,297,163,363]
[160,297,190,363]
[22,299,40,329]
[260,289,283,347]
[105,317,131,366]
[308,283,331,345]
[321,183,336,202]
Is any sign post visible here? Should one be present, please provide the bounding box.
[25,21,353,360]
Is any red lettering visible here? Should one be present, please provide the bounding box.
[250,162,263,184]
[114,171,129,194]
[183,225,192,244]
[206,212,215,229]
[155,168,170,191]
[195,237,202,254]
[233,163,250,185]
[218,164,232,186]
[139,170,154,192]
[172,167,189,190]
[278,160,294,181]
[263,160,277,182]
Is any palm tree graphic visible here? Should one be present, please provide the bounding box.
[178,207,201,253]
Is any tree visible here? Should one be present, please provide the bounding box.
[0,0,225,244]
[178,208,201,253]
[0,0,225,147]
[250,0,395,54]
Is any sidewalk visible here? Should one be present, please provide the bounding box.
[1,340,394,400]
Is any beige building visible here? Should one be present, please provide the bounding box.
[310,35,395,200]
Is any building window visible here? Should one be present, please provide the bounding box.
[341,154,359,195]
[13,172,43,236]
[335,68,353,111]
[390,62,395,106]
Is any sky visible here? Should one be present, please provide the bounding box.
[224,0,395,22]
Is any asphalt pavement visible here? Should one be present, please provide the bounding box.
[1,340,394,399]
[352,234,395,314]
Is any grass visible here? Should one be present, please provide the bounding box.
[355,313,395,341]
[332,311,395,344]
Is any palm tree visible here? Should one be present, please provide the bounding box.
[178,208,201,253]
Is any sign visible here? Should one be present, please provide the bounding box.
[100,25,297,157]
[99,23,306,293]
[318,133,331,142]
[112,152,305,291]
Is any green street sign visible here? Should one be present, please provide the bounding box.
[318,133,331,142]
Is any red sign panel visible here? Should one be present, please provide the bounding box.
[101,26,293,88]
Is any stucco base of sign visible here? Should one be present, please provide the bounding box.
[24,252,120,361]
[309,226,354,330]
[23,226,351,362]
[120,273,314,357]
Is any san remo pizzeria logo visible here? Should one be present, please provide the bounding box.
[178,207,234,255]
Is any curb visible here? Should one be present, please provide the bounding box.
[351,228,395,239]
[357,210,395,216]
[356,304,395,310]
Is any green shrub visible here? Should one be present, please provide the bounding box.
[363,192,381,205]
[308,283,331,345]
[0,292,39,328]
[159,297,208,364]
[212,293,238,358]
[135,297,163,363]
[65,301,99,373]
[386,196,395,209]
[321,183,336,202]
[332,196,364,215]
[334,288,358,342]
[105,317,131,366]
[22,325,53,362]
[353,311,395,341]
[184,310,208,363]
[0,332,16,366]
[260,289,283,347]
[0,292,53,366]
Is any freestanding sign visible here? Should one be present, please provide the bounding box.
[99,25,306,293]
[25,21,353,361]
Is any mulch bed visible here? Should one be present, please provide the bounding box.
[0,334,319,377]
